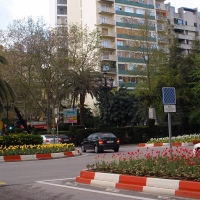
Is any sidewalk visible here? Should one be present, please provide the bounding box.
[0,149,82,162]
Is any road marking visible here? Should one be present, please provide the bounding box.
[36,179,158,200]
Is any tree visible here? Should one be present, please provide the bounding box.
[97,88,146,126]
[1,17,70,133]
[66,24,102,125]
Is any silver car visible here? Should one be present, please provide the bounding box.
[41,135,57,144]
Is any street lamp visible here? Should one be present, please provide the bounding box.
[3,101,14,130]
[98,72,113,124]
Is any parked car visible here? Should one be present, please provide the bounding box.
[81,132,120,153]
[193,143,200,155]
[41,135,56,144]
[57,134,72,144]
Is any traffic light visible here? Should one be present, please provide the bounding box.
[8,124,14,130]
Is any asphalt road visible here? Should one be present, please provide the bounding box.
[0,145,193,200]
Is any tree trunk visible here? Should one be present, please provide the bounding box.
[79,93,85,126]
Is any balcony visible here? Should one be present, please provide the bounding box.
[117,34,156,42]
[57,0,67,5]
[99,8,115,15]
[115,0,154,9]
[99,20,115,27]
[118,57,145,63]
[102,44,116,50]
[102,32,116,39]
[116,22,156,31]
[101,67,117,73]
[119,82,137,88]
[116,10,155,20]
[102,55,117,61]
[98,0,114,3]
[118,70,146,75]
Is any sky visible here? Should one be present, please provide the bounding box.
[0,0,199,30]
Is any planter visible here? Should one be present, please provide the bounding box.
[4,155,21,162]
[193,140,200,145]
[154,143,163,147]
[138,143,146,147]
[36,153,52,159]
[172,142,182,146]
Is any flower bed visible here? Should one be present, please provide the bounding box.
[86,147,200,182]
[0,143,75,156]
[147,134,200,144]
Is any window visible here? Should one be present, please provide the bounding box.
[103,65,110,71]
[149,11,155,16]
[102,40,108,47]
[101,5,108,12]
[129,77,136,83]
[119,17,123,22]
[118,76,125,82]
[185,30,188,35]
[118,64,125,70]
[125,6,134,13]
[128,65,135,71]
[101,17,106,23]
[149,0,153,5]
[184,21,187,25]
[117,51,124,57]
[138,19,145,25]
[102,28,108,36]
[125,18,134,24]
[150,21,155,27]
[136,8,145,15]
[117,40,124,46]
[150,43,156,49]
[156,3,161,9]
[115,5,122,11]
[150,32,155,38]
[102,52,109,59]
[138,0,144,3]
[157,24,162,30]
[194,23,197,27]
[177,19,183,25]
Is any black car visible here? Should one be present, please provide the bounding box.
[81,132,120,153]
[58,134,72,144]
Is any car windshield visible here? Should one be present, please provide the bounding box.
[44,135,54,138]
[58,135,69,138]
[99,133,116,139]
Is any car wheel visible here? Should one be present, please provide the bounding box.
[114,148,119,152]
[81,145,86,152]
[94,145,100,153]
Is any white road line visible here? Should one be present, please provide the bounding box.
[37,177,75,182]
[36,180,157,200]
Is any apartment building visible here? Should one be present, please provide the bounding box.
[165,3,200,55]
[49,0,67,27]
[66,0,163,90]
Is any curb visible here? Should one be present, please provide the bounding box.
[76,170,200,199]
[138,142,196,147]
[0,150,82,162]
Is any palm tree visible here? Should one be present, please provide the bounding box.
[0,54,15,111]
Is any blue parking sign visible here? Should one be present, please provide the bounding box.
[162,87,176,105]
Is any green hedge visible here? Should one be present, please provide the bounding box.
[69,125,181,145]
[0,134,43,148]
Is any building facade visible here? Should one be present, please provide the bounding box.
[49,0,200,90]
[165,3,200,55]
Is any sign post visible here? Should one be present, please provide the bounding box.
[55,117,59,143]
[162,87,176,149]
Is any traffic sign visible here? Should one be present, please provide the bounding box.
[164,105,176,113]
[162,87,176,105]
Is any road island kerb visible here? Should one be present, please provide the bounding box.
[138,141,198,147]
[0,149,82,162]
[76,170,200,199]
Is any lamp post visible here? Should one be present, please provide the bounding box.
[98,72,113,125]
[3,101,13,130]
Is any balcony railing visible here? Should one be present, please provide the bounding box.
[115,0,154,9]
[57,0,67,4]
[119,82,137,88]
[99,20,115,26]
[99,8,115,15]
